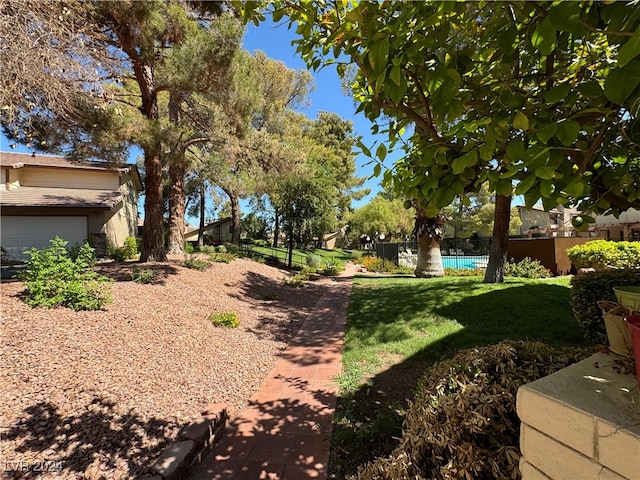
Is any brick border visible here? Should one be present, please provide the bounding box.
[141,403,229,480]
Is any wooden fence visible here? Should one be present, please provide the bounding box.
[506,237,598,276]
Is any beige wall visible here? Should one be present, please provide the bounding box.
[21,167,120,190]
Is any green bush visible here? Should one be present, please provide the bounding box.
[504,257,551,279]
[350,250,364,261]
[306,253,322,268]
[567,240,640,270]
[570,269,640,344]
[253,239,269,247]
[321,260,343,276]
[21,237,112,311]
[130,267,156,284]
[224,243,240,254]
[183,255,209,271]
[354,341,587,480]
[199,245,217,254]
[209,311,240,328]
[108,236,139,262]
[359,255,395,273]
[208,252,235,263]
[184,241,195,254]
[216,245,227,253]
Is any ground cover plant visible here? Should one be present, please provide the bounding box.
[329,275,590,478]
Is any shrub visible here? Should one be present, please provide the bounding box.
[504,257,551,279]
[130,267,156,284]
[183,255,209,271]
[209,311,240,328]
[306,253,322,268]
[570,268,640,344]
[254,239,269,247]
[240,237,255,244]
[567,240,640,270]
[199,245,216,254]
[321,260,343,276]
[21,237,112,311]
[225,243,240,254]
[359,255,395,273]
[354,341,588,480]
[208,252,235,263]
[108,236,138,262]
[123,236,138,259]
[350,250,364,261]
[184,241,195,254]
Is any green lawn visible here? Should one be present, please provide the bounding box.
[329,274,590,477]
[248,245,354,268]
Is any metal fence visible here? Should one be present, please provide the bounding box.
[375,238,491,269]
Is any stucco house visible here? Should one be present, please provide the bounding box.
[183,217,234,245]
[0,152,143,260]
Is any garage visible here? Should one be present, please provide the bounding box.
[1,216,88,260]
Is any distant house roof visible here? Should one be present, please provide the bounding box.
[0,152,143,191]
[184,217,232,237]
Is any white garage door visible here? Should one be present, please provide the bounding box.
[1,216,88,260]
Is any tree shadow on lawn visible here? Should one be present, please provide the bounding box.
[329,277,590,477]
[4,397,184,478]
[227,270,333,343]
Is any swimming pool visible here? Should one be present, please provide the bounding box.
[441,255,488,269]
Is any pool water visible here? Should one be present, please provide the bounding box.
[441,256,487,269]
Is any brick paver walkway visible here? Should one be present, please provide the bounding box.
[191,263,355,480]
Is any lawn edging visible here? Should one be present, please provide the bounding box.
[142,403,229,480]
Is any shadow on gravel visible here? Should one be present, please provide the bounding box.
[229,270,330,343]
[95,262,181,284]
[4,398,184,479]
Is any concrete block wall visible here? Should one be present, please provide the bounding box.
[517,353,640,480]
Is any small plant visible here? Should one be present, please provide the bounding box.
[209,311,240,328]
[445,267,485,277]
[200,245,217,254]
[504,257,551,279]
[306,253,322,268]
[216,244,227,253]
[254,239,269,247]
[183,255,209,271]
[130,267,156,284]
[350,250,364,261]
[321,260,341,276]
[283,273,307,288]
[263,292,279,301]
[208,252,235,263]
[225,243,240,254]
[21,237,112,311]
[108,236,138,262]
[184,241,195,254]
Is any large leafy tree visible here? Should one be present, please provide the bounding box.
[240,1,640,281]
[348,194,414,245]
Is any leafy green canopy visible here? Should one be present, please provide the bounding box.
[240,1,640,220]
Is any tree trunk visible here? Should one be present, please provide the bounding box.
[288,230,293,268]
[197,182,206,248]
[140,146,167,262]
[414,211,445,278]
[272,206,280,248]
[135,59,166,262]
[167,90,186,255]
[167,159,186,254]
[483,194,512,283]
[221,186,241,244]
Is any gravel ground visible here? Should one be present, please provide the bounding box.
[1,255,332,479]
